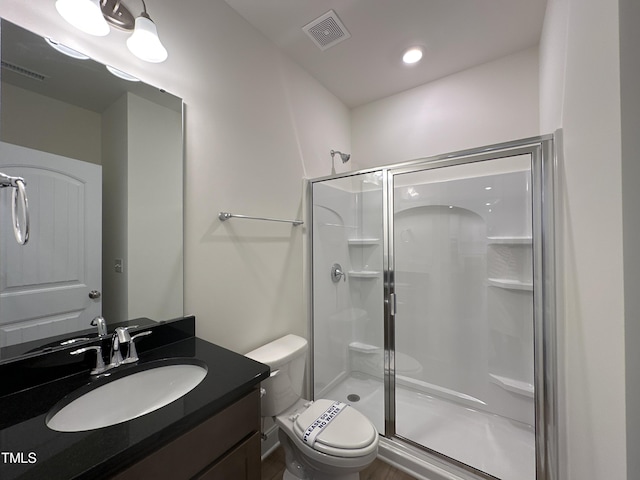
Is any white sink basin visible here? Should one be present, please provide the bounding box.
[46,361,208,432]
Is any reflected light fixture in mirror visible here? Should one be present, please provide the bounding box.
[45,35,143,80]
[106,64,141,81]
[55,0,168,63]
[45,37,91,59]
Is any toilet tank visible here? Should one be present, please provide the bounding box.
[245,334,308,417]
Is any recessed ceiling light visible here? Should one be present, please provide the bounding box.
[402,47,423,64]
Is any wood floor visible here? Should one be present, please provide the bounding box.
[261,446,417,480]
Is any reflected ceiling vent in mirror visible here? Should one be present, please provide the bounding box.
[0,61,47,81]
[303,10,351,51]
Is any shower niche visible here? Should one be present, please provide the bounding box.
[310,137,556,480]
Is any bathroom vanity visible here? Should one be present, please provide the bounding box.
[0,317,269,480]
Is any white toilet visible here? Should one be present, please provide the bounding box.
[246,334,379,480]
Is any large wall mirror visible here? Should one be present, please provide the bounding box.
[0,18,184,362]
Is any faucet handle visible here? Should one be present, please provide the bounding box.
[71,345,106,375]
[115,325,139,340]
[122,330,152,364]
[114,326,132,343]
[110,326,140,367]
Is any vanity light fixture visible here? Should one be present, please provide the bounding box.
[125,9,167,63]
[55,0,167,63]
[55,0,110,36]
[402,46,423,65]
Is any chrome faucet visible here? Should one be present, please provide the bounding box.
[91,316,108,336]
[110,326,152,366]
[71,325,151,375]
[61,316,107,348]
[110,327,132,367]
[122,330,152,364]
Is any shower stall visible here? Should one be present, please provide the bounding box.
[309,136,556,480]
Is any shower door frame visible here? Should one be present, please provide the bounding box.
[307,134,558,480]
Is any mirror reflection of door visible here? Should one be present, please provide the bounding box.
[0,19,183,360]
[0,141,101,347]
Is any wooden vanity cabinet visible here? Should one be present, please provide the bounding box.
[112,388,261,480]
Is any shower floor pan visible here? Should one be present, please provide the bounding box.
[323,374,535,480]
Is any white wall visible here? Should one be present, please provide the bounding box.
[540,1,627,479]
[127,93,183,321]
[179,7,350,353]
[619,0,640,477]
[538,0,568,133]
[351,47,540,167]
[0,0,351,354]
[0,82,101,164]
[102,94,129,322]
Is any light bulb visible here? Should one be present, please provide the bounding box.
[126,15,168,63]
[55,0,110,36]
[402,47,423,65]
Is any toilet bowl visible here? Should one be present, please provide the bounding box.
[246,334,379,480]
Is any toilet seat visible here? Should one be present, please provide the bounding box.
[291,399,378,458]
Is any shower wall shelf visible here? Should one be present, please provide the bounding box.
[487,278,533,291]
[489,373,534,398]
[487,236,532,245]
[348,270,380,278]
[218,211,303,226]
[347,238,380,245]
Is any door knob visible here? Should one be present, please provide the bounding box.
[89,290,101,299]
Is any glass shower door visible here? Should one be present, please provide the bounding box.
[311,171,385,433]
[389,155,536,480]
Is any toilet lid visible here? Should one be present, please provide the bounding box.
[293,399,377,456]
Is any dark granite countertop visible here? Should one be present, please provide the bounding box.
[0,317,270,480]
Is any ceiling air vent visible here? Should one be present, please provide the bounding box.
[302,10,351,51]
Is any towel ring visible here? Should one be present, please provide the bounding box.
[0,172,30,245]
[12,178,29,245]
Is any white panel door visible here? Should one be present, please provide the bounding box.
[0,142,102,346]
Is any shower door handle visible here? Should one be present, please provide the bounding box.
[387,293,397,316]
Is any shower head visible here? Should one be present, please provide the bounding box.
[330,150,350,163]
